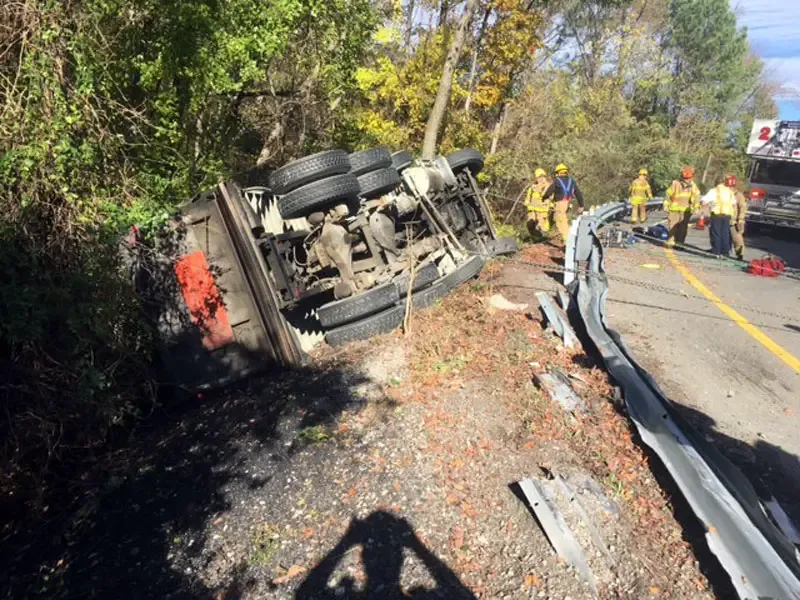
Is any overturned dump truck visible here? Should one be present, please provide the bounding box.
[127,147,516,388]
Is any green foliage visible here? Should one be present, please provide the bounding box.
[248,523,281,566]
[348,0,540,153]
[487,0,772,229]
[668,0,753,116]
[0,0,776,511]
[296,425,331,443]
[0,0,377,505]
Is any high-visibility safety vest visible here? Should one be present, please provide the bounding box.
[711,185,735,216]
[524,180,551,213]
[629,177,652,205]
[665,180,700,212]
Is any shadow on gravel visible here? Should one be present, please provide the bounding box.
[671,403,800,527]
[295,511,476,600]
[566,315,740,598]
[1,350,375,600]
[745,228,800,269]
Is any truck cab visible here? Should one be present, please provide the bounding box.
[746,119,800,230]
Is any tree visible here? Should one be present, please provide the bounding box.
[0,0,377,508]
[667,0,754,121]
[422,0,480,158]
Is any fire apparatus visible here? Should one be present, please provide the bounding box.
[746,119,800,230]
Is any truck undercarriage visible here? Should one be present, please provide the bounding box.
[127,147,516,388]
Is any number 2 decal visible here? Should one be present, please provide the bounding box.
[759,126,772,141]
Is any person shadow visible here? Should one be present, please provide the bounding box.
[295,511,476,600]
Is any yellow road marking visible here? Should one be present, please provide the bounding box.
[664,248,800,375]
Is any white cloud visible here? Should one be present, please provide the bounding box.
[762,57,800,97]
[736,0,800,97]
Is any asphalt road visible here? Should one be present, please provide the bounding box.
[603,213,800,526]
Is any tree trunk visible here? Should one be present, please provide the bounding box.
[405,0,416,49]
[257,119,285,165]
[464,6,492,115]
[701,152,713,186]
[438,0,450,28]
[489,102,507,156]
[422,0,480,159]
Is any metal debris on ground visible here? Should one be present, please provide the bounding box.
[518,477,599,596]
[599,226,635,248]
[536,291,579,348]
[553,475,617,569]
[572,200,800,599]
[534,368,587,413]
[486,293,528,312]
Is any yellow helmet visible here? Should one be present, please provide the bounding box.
[534,168,547,178]
[638,168,648,176]
[555,163,568,174]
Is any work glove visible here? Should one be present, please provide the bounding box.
[735,222,744,233]
[575,206,584,215]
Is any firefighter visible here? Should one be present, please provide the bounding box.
[663,167,700,246]
[542,163,585,245]
[524,168,551,240]
[629,168,652,224]
[731,179,747,260]
[700,174,738,256]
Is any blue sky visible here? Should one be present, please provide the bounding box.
[737,0,800,119]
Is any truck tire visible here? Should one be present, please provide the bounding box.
[412,255,485,310]
[325,304,405,347]
[357,167,402,199]
[395,262,440,296]
[278,173,361,219]
[269,150,350,195]
[325,256,484,347]
[391,150,413,172]
[349,147,392,176]
[485,236,519,256]
[446,149,484,175]
[317,282,400,328]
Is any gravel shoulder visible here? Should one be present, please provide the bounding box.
[2,250,718,600]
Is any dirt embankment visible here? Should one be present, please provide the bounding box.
[2,252,720,600]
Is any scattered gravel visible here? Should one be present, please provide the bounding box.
[1,258,720,599]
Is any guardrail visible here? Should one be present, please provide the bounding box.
[565,200,800,599]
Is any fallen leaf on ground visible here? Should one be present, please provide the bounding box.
[272,565,307,585]
[450,526,465,551]
[524,573,541,588]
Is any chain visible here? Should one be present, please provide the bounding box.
[509,258,800,323]
[630,231,800,278]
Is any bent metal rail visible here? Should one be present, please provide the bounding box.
[565,199,800,600]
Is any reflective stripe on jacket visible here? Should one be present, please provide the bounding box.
[524,180,551,213]
[665,180,700,212]
[629,177,652,205]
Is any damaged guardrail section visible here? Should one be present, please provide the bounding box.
[566,201,800,599]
